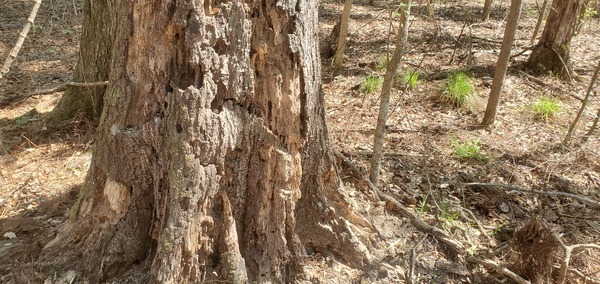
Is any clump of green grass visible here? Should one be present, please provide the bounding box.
[531,97,561,121]
[361,74,383,94]
[375,55,390,71]
[451,138,488,162]
[402,68,421,89]
[442,72,475,107]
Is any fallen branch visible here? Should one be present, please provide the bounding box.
[334,150,464,257]
[467,257,531,284]
[459,182,600,209]
[30,81,108,96]
[66,81,109,87]
[0,0,42,79]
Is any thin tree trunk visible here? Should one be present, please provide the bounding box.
[41,0,371,282]
[332,0,354,77]
[482,0,523,126]
[369,0,410,186]
[482,0,494,21]
[564,61,599,144]
[582,108,600,143]
[0,0,42,79]
[530,0,549,45]
[46,0,113,124]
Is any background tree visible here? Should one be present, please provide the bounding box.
[370,0,410,186]
[332,0,354,77]
[530,0,549,45]
[46,0,113,124]
[41,0,370,282]
[482,0,523,126]
[527,0,584,79]
[482,0,494,21]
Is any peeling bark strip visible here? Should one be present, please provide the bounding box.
[42,0,370,282]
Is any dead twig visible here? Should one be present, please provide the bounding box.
[460,182,600,209]
[467,257,531,284]
[31,81,109,96]
[461,207,492,241]
[0,0,42,79]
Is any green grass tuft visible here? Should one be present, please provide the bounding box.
[443,72,475,106]
[531,97,561,121]
[402,68,421,89]
[451,138,488,162]
[361,74,383,94]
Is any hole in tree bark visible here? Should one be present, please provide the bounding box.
[214,38,227,55]
[165,83,173,93]
[176,123,183,133]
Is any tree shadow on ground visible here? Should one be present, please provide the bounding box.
[0,184,80,283]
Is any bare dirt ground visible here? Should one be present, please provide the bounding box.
[0,0,599,283]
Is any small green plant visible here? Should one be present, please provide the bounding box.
[439,201,461,231]
[375,55,390,71]
[491,223,507,237]
[466,245,477,256]
[451,138,488,162]
[361,74,383,94]
[417,194,428,214]
[15,114,30,125]
[443,72,475,107]
[61,28,73,35]
[31,23,43,31]
[531,97,561,121]
[402,69,421,89]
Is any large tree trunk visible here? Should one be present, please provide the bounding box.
[527,0,583,79]
[46,0,112,124]
[41,0,371,282]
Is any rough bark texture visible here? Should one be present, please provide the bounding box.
[41,0,370,282]
[527,0,583,79]
[481,0,522,126]
[47,0,112,123]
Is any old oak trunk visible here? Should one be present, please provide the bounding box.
[41,0,371,282]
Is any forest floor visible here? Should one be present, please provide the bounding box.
[0,0,599,283]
